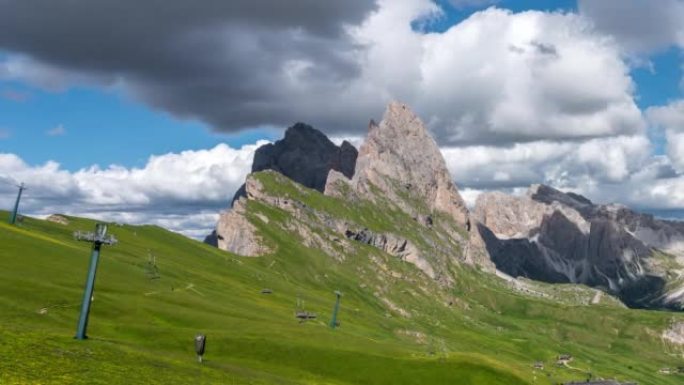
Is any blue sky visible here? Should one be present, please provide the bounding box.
[0,81,279,170]
[430,0,578,30]
[0,0,681,171]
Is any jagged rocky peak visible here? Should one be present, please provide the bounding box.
[345,101,469,228]
[475,184,684,310]
[254,123,357,184]
[527,184,594,213]
[230,122,358,205]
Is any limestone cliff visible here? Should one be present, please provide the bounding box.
[345,102,469,228]
[474,184,684,310]
[326,102,490,269]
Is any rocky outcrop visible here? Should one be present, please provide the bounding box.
[46,214,69,226]
[475,184,684,310]
[213,198,273,257]
[345,102,469,228]
[344,228,434,279]
[240,172,439,279]
[230,122,358,205]
[203,230,219,247]
[474,188,589,239]
[663,321,684,346]
[323,169,351,199]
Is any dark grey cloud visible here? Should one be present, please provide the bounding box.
[0,0,377,133]
[530,41,558,57]
[0,1,648,146]
[579,0,684,54]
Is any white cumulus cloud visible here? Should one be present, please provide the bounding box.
[0,142,265,238]
[648,100,684,172]
[349,4,645,145]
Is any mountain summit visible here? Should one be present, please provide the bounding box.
[230,122,358,206]
[345,102,469,229]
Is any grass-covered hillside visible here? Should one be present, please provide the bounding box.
[0,172,683,384]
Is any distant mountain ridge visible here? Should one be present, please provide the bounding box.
[475,184,684,310]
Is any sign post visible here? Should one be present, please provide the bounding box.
[195,334,206,363]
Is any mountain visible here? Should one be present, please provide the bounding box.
[344,102,469,230]
[474,184,684,310]
[205,122,357,246]
[234,122,358,205]
[212,102,490,281]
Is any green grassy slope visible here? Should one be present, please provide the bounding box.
[0,173,682,384]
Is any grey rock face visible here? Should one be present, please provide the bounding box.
[214,197,273,257]
[214,171,442,280]
[230,122,358,205]
[46,214,69,226]
[348,102,469,228]
[344,228,434,279]
[322,102,493,270]
[475,184,684,310]
[203,230,219,247]
[663,320,684,346]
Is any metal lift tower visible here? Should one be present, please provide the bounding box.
[9,183,26,225]
[329,291,342,329]
[74,223,117,340]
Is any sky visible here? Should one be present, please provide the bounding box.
[1,0,684,238]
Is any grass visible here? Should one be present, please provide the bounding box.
[0,173,683,384]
